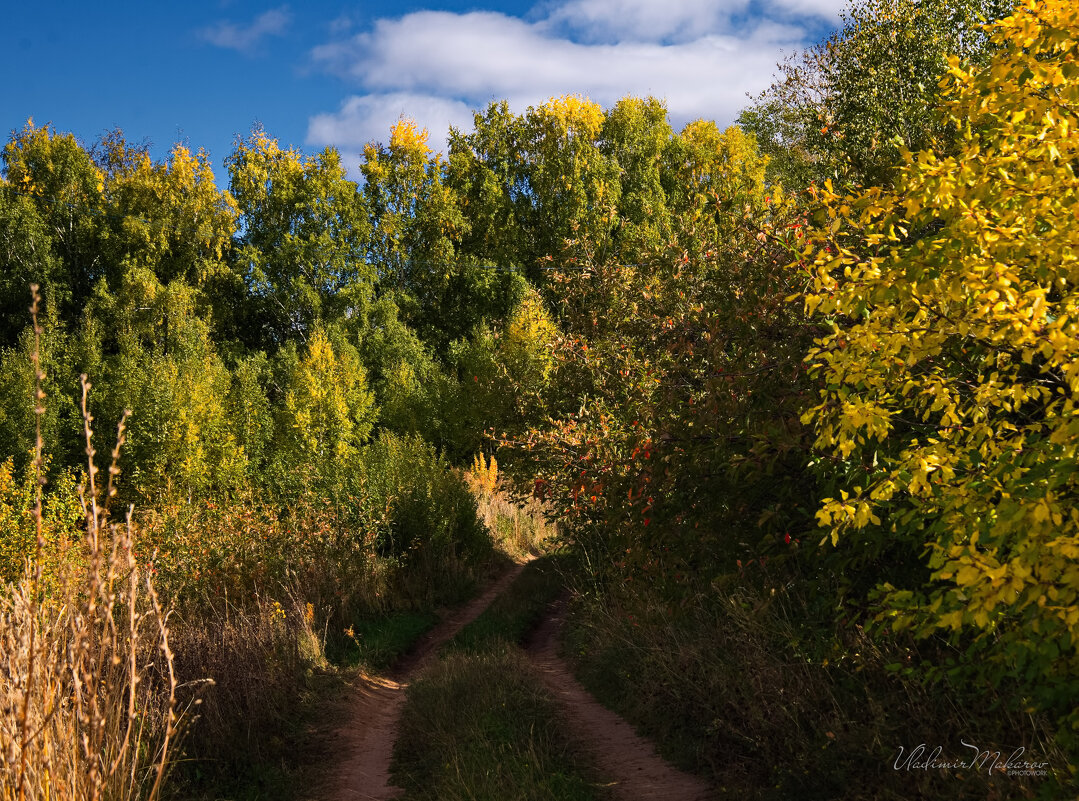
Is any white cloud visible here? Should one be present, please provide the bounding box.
[771,0,850,19]
[199,7,292,53]
[306,0,841,159]
[546,0,749,43]
[545,0,847,42]
[308,92,476,165]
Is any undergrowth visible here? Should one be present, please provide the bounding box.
[467,452,556,561]
[170,451,554,799]
[564,560,1071,800]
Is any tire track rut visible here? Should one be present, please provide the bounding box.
[315,561,528,801]
[526,599,716,801]
[311,565,715,801]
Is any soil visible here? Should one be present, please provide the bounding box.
[313,561,528,801]
[526,599,716,801]
[308,565,716,801]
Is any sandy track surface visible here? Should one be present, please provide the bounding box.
[310,565,713,801]
[527,600,716,801]
[312,561,528,801]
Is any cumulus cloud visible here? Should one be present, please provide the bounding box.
[199,7,292,54]
[546,0,749,43]
[309,92,476,165]
[306,0,842,158]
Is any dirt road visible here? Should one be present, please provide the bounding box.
[527,600,715,801]
[311,565,715,801]
[318,562,528,801]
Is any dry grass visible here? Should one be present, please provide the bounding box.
[165,594,325,792]
[564,569,1068,800]
[466,453,557,558]
[1,287,182,801]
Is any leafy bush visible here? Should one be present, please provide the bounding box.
[0,457,81,585]
[356,431,490,588]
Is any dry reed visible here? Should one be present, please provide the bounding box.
[0,286,183,801]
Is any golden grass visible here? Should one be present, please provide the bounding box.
[1,287,183,801]
[466,452,557,558]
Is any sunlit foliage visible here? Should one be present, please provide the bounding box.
[801,0,1079,734]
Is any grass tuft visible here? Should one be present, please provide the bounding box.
[391,649,602,801]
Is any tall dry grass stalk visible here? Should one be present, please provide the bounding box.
[1,286,181,801]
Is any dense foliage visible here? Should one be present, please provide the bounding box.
[740,0,1010,189]
[802,0,1079,742]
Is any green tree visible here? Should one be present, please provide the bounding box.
[226,351,274,479]
[358,296,449,443]
[0,187,63,346]
[445,285,559,459]
[600,97,675,262]
[449,96,620,283]
[362,119,524,354]
[1,122,106,321]
[447,101,528,271]
[362,119,466,290]
[740,0,1009,189]
[84,269,246,500]
[0,296,80,475]
[522,96,621,270]
[227,128,373,348]
[97,131,238,298]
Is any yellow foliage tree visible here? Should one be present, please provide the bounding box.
[801,0,1079,733]
[500,285,558,389]
[280,329,375,470]
[662,122,770,260]
[102,140,238,287]
[526,95,620,260]
[362,117,465,283]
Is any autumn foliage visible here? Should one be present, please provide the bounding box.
[2,0,1079,793]
[802,0,1079,741]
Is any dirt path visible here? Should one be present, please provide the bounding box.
[527,600,716,801]
[313,564,713,801]
[315,561,528,801]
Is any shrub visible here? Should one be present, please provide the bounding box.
[800,0,1079,748]
[356,431,490,600]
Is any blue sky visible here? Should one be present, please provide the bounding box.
[2,1,844,176]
